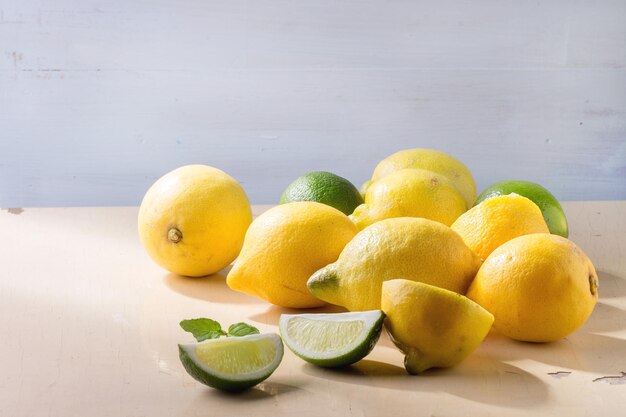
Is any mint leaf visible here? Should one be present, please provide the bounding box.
[180,318,226,341]
[228,322,260,337]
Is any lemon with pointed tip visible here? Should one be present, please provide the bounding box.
[367,149,476,208]
[350,168,466,230]
[307,217,481,311]
[467,233,598,342]
[382,279,494,374]
[451,193,549,261]
[227,202,358,308]
[138,165,252,277]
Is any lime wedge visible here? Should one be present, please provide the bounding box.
[279,310,385,367]
[178,333,283,392]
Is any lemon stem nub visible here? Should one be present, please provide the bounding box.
[168,227,183,243]
[589,273,598,296]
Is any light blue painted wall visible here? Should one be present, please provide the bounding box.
[1,0,625,207]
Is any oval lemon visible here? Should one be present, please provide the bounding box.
[308,217,481,311]
[467,233,598,342]
[227,202,358,308]
[451,194,549,261]
[351,168,466,230]
[138,165,252,277]
[368,148,476,208]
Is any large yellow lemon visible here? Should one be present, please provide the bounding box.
[467,234,599,342]
[368,148,476,208]
[138,165,252,277]
[350,168,466,230]
[227,202,358,308]
[308,217,481,311]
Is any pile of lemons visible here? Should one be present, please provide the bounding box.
[138,149,598,375]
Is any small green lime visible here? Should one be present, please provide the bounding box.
[475,180,569,237]
[178,333,283,392]
[279,310,385,368]
[280,171,364,215]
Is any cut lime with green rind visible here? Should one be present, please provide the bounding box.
[279,310,385,368]
[475,180,569,238]
[178,333,284,392]
[279,171,364,215]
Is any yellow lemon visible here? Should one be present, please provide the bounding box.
[451,194,549,261]
[467,234,599,342]
[350,168,466,230]
[138,165,252,277]
[307,217,481,311]
[382,279,494,374]
[368,148,476,208]
[475,180,569,237]
[358,180,372,199]
[227,202,357,308]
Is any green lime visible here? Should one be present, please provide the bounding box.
[178,333,283,392]
[279,171,364,215]
[475,180,569,238]
[279,310,385,367]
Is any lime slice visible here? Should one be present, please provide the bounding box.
[279,310,385,367]
[178,333,283,392]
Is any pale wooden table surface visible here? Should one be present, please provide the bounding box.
[1,202,625,417]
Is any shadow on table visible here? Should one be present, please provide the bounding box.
[301,357,548,407]
[597,270,626,299]
[163,268,262,305]
[247,303,347,326]
[207,381,300,400]
[582,301,626,332]
[180,380,303,416]
[482,332,626,376]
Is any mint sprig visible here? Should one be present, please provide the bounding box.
[180,318,227,341]
[228,322,260,337]
[180,318,260,342]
